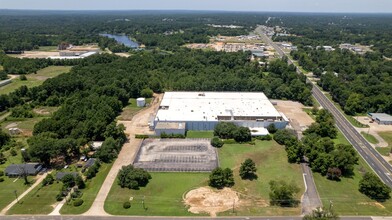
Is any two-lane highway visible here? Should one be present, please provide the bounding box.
[255,25,392,187]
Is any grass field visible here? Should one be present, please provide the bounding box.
[186,131,214,138]
[218,141,304,216]
[361,132,379,144]
[376,147,390,156]
[0,66,72,95]
[314,129,392,215]
[60,162,113,214]
[33,46,58,51]
[379,132,392,147]
[7,181,61,214]
[105,140,304,216]
[314,156,392,215]
[117,98,152,120]
[105,172,209,216]
[0,149,35,211]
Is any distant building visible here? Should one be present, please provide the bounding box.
[8,128,21,135]
[84,158,96,169]
[91,141,103,151]
[5,163,43,177]
[368,113,392,125]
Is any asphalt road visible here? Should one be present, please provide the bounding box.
[0,216,373,220]
[255,25,392,187]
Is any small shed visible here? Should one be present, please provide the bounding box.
[5,163,43,177]
[249,127,270,136]
[91,141,103,151]
[56,172,79,180]
[368,113,392,125]
[155,122,186,136]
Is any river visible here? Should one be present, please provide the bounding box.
[99,34,139,48]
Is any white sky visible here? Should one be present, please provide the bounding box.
[0,0,391,13]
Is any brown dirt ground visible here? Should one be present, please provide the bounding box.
[273,100,314,130]
[13,51,59,59]
[184,187,240,217]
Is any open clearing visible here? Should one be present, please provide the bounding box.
[117,98,152,121]
[184,187,239,217]
[274,100,314,131]
[0,66,72,95]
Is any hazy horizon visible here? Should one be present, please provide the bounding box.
[1,0,391,13]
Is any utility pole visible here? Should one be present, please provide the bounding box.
[14,190,19,203]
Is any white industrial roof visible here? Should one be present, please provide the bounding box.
[369,113,392,122]
[155,92,283,122]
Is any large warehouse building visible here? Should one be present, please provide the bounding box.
[153,92,288,132]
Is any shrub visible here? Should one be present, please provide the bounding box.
[42,174,54,186]
[75,175,85,189]
[10,148,17,156]
[135,134,149,139]
[73,198,84,207]
[0,170,4,176]
[256,134,272,141]
[359,172,391,201]
[160,132,185,139]
[0,177,4,182]
[71,190,83,199]
[56,193,64,201]
[123,201,131,209]
[211,137,224,148]
[19,75,27,81]
[213,122,237,139]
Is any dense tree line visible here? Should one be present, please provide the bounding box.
[290,48,392,115]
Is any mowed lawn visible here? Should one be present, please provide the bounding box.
[0,66,72,95]
[218,140,304,216]
[7,181,62,214]
[186,130,214,138]
[314,130,392,215]
[0,150,35,211]
[60,162,113,214]
[104,172,209,216]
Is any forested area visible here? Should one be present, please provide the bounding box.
[290,48,392,115]
[275,109,359,180]
[271,14,392,57]
[0,10,258,52]
[0,49,312,165]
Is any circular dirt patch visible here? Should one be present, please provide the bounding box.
[184,187,240,216]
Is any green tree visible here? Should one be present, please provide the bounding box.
[213,122,237,139]
[117,165,152,189]
[75,175,86,189]
[359,172,391,202]
[239,158,257,180]
[140,88,153,98]
[42,174,54,186]
[233,126,251,143]
[269,180,300,207]
[267,123,278,134]
[209,167,235,189]
[62,174,75,188]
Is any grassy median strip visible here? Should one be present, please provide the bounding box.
[361,131,379,144]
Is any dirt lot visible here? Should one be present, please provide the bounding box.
[12,51,59,59]
[184,187,240,217]
[273,100,314,131]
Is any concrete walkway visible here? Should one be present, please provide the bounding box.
[83,94,162,216]
[48,199,66,216]
[0,173,48,215]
